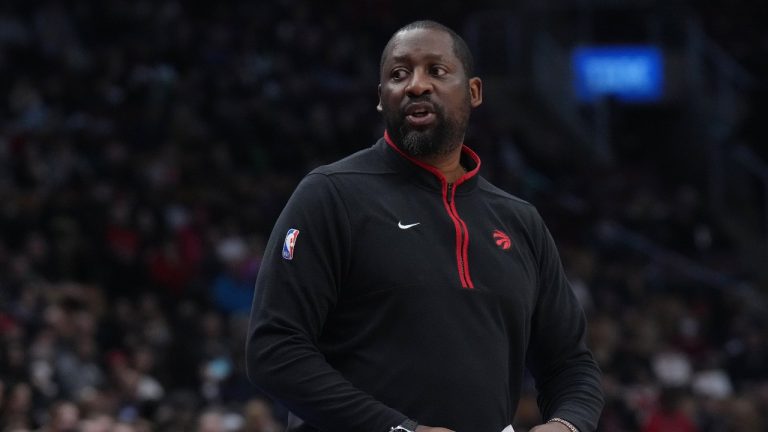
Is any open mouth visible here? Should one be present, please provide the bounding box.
[404,103,437,127]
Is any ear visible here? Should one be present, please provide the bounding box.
[469,77,483,108]
[376,84,383,112]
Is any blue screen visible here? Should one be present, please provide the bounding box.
[573,46,664,103]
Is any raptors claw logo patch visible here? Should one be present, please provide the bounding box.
[493,229,512,250]
[282,228,300,260]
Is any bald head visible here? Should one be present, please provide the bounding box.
[380,20,475,80]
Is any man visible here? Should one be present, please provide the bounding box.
[247,20,603,432]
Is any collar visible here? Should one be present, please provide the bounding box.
[379,130,481,193]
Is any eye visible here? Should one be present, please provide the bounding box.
[391,68,409,81]
[430,65,448,77]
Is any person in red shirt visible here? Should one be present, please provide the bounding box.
[642,388,698,432]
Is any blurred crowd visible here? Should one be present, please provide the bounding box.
[1,1,766,431]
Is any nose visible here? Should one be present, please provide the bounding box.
[405,69,432,97]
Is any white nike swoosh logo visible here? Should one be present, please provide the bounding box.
[398,222,420,229]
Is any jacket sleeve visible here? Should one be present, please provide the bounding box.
[525,210,604,432]
[246,172,407,432]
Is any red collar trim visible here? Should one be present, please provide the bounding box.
[383,130,481,185]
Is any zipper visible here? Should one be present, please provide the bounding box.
[444,182,474,289]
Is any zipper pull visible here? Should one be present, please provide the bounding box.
[447,183,453,203]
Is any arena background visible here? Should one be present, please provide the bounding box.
[1,1,766,431]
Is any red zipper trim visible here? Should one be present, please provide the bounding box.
[384,131,480,289]
[449,187,474,289]
[445,183,469,288]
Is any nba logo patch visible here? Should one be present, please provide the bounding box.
[282,228,300,260]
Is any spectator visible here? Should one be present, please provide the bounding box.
[642,387,698,432]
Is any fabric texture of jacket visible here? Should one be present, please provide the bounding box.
[246,134,604,432]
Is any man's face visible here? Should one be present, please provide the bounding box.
[378,28,482,157]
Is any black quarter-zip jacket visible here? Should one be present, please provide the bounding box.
[247,134,604,432]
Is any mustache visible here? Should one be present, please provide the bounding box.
[401,96,440,115]
[402,94,433,106]
[407,94,432,103]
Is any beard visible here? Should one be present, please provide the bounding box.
[383,98,469,158]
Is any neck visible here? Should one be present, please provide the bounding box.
[383,130,472,183]
[417,145,466,183]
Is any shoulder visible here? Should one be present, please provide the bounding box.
[310,141,394,178]
[477,177,540,218]
[289,142,393,211]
